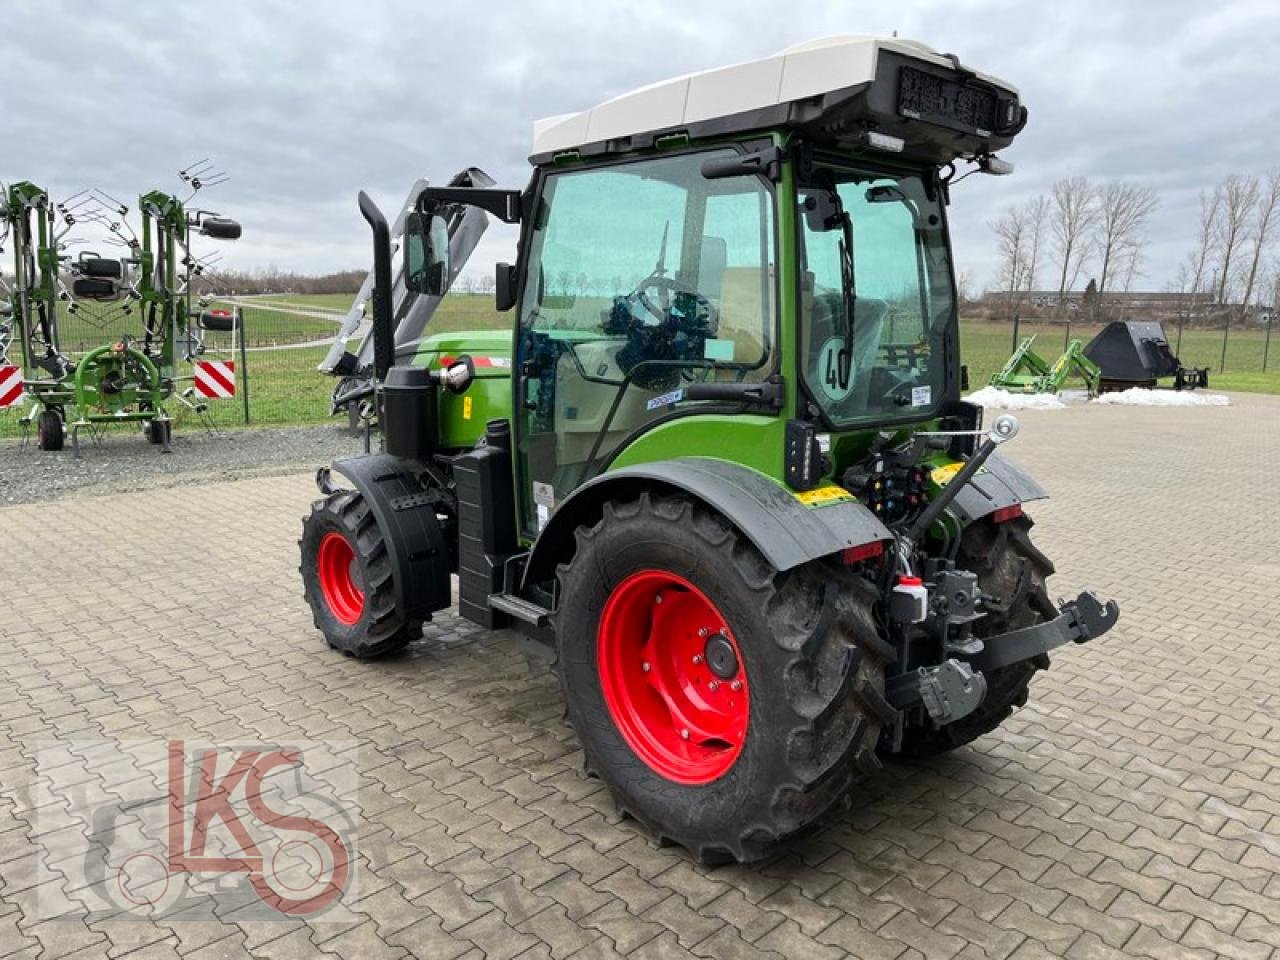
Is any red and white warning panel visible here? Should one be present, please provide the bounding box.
[194,360,236,398]
[0,365,23,408]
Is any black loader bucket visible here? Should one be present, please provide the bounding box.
[1083,321,1209,392]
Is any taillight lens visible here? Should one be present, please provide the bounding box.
[991,503,1023,524]
[841,540,885,565]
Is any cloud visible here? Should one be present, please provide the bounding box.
[3,0,1278,292]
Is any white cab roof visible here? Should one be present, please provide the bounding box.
[532,35,1017,156]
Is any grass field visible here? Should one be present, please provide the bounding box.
[961,320,1280,395]
[5,294,1275,440]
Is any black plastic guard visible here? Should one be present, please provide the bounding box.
[328,454,452,622]
[523,456,891,588]
[949,451,1048,525]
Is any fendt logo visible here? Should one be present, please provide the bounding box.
[37,739,359,922]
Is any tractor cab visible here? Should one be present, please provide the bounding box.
[397,36,1027,526]
[303,36,1119,864]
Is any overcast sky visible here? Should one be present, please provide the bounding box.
[3,1,1278,293]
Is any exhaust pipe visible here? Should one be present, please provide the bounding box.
[357,190,394,382]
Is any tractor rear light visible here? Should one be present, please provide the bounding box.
[991,504,1023,524]
[841,541,884,566]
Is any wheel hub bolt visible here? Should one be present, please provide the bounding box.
[731,680,742,692]
[698,627,709,637]
[680,729,689,740]
[709,680,719,692]
[692,654,703,665]
[654,593,663,604]
[642,661,651,673]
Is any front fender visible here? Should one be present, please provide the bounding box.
[522,457,891,589]
[325,454,452,621]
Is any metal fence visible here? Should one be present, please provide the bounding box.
[193,300,344,428]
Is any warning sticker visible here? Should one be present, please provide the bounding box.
[911,385,932,407]
[794,484,855,508]
[930,462,964,486]
[646,388,684,410]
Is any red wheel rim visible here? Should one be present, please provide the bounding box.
[597,570,749,785]
[317,532,364,625]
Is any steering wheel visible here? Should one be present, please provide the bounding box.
[632,274,683,323]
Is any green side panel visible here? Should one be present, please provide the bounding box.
[409,328,514,448]
[608,414,787,479]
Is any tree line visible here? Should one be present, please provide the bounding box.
[988,169,1280,325]
[194,267,367,296]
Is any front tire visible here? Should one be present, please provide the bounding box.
[554,492,894,863]
[299,490,422,658]
[897,515,1056,757]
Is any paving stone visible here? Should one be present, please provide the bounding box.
[5,397,1280,958]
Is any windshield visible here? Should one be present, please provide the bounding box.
[798,166,954,425]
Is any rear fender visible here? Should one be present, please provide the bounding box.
[522,457,892,590]
[948,451,1047,525]
[325,454,452,622]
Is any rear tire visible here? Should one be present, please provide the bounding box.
[37,410,64,451]
[145,419,171,446]
[554,492,893,863]
[897,515,1056,758]
[299,490,421,658]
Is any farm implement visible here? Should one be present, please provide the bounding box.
[1083,320,1210,391]
[989,335,1102,395]
[0,164,241,454]
[300,35,1120,862]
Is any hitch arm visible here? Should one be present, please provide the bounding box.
[965,591,1120,673]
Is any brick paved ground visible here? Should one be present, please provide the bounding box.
[2,393,1278,959]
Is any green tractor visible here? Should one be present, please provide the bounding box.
[301,36,1119,862]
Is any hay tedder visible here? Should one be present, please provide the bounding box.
[0,164,242,454]
[300,36,1119,862]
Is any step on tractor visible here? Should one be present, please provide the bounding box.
[300,36,1120,863]
[0,166,241,454]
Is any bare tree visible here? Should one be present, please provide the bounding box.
[1022,195,1050,296]
[990,204,1027,317]
[1239,167,1280,311]
[1094,182,1158,294]
[1050,177,1097,302]
[1186,187,1222,311]
[1118,244,1145,293]
[1214,174,1260,304]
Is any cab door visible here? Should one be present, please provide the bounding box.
[513,149,779,538]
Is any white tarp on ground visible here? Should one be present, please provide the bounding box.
[1093,388,1230,407]
[963,386,1066,410]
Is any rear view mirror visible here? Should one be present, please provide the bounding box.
[404,211,451,296]
[496,262,518,312]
